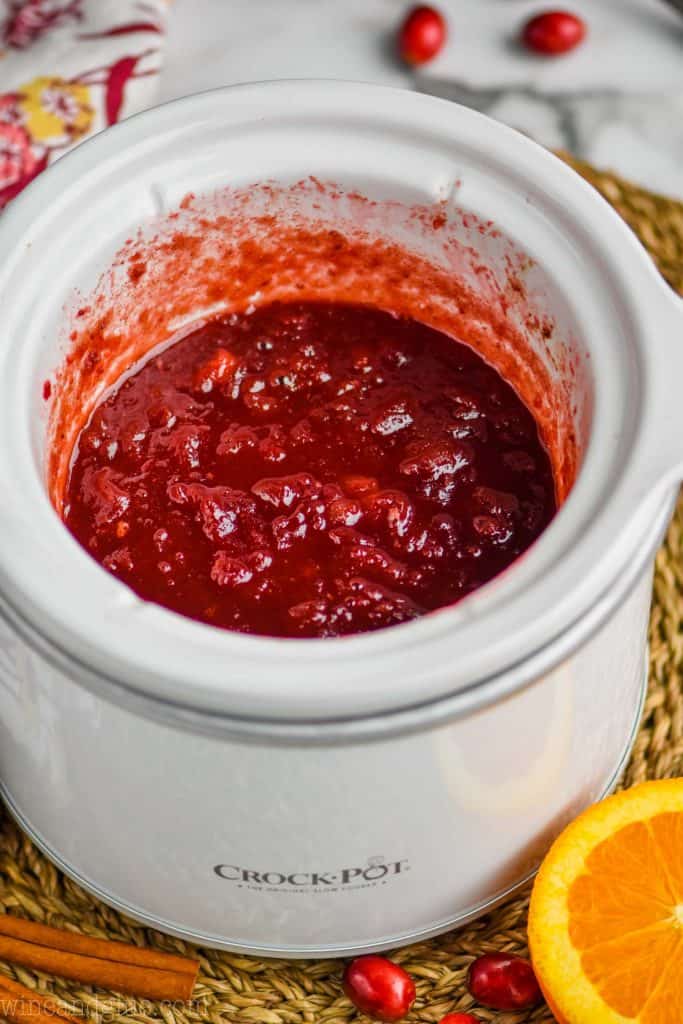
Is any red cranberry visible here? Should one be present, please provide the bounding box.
[439,1016,480,1024]
[343,955,416,1022]
[398,5,447,65]
[522,10,586,55]
[467,953,543,1011]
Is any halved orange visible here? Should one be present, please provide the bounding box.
[528,779,683,1024]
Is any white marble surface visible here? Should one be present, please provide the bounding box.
[159,0,683,199]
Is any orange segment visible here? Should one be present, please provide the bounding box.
[529,780,683,1024]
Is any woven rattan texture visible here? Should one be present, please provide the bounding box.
[0,158,681,1024]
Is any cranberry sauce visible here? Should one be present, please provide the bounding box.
[64,302,556,637]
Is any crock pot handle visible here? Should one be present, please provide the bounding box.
[639,286,683,500]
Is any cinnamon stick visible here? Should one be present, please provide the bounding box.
[0,918,196,976]
[0,974,81,1024]
[0,917,199,1002]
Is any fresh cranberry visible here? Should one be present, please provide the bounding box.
[343,955,416,1022]
[521,10,586,55]
[398,5,447,65]
[439,1016,480,1024]
[467,953,543,1011]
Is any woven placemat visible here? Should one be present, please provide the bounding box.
[0,159,681,1024]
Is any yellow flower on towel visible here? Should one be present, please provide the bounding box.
[18,76,93,146]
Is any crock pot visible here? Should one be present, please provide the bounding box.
[0,81,681,957]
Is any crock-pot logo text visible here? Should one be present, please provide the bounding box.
[213,856,409,894]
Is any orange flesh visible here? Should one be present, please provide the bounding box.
[567,812,683,1021]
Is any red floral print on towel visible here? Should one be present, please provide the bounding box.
[3,0,83,49]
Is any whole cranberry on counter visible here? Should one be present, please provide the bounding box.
[439,1015,481,1023]
[467,952,543,1011]
[522,10,586,55]
[398,5,447,65]
[343,955,416,1021]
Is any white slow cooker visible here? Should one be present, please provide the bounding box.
[0,81,681,957]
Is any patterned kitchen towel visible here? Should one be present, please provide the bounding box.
[0,0,169,209]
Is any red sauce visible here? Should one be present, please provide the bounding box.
[64,302,556,638]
